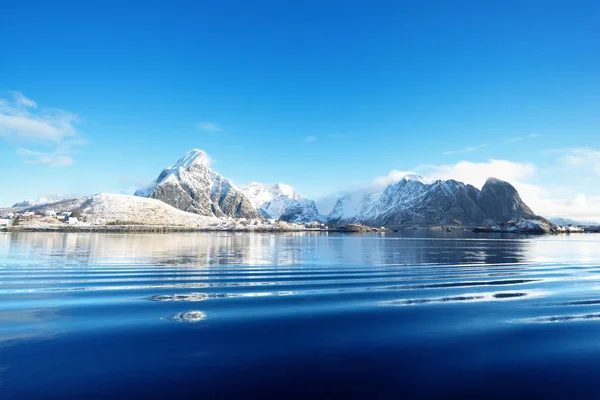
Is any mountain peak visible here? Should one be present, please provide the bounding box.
[134,149,258,219]
[172,149,210,169]
[483,177,504,185]
[401,174,425,183]
[272,183,296,197]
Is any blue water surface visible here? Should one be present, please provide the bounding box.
[2,231,600,399]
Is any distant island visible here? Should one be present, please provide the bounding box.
[1,149,597,235]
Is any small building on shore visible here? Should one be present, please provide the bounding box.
[65,216,79,225]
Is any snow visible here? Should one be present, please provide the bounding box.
[11,196,64,208]
[171,149,210,169]
[241,182,320,222]
[80,193,220,226]
[134,149,256,218]
[135,149,212,198]
[491,219,553,234]
[326,174,436,223]
[401,174,425,183]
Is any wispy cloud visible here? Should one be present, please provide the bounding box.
[0,91,83,166]
[0,92,79,143]
[442,144,486,155]
[12,91,38,108]
[504,134,541,143]
[17,148,74,167]
[549,147,600,175]
[197,121,221,132]
[305,136,318,143]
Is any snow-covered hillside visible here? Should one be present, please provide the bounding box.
[242,182,320,222]
[22,193,220,226]
[79,194,220,226]
[135,150,259,219]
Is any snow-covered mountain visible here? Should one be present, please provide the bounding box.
[327,175,537,226]
[241,182,320,222]
[12,199,41,208]
[549,217,599,226]
[135,150,259,219]
[12,196,65,208]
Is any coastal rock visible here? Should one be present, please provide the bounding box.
[473,219,554,234]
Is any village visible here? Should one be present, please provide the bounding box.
[0,209,82,228]
[0,207,331,232]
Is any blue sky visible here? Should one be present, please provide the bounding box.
[1,0,599,219]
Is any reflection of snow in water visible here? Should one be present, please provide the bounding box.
[519,313,600,323]
[150,293,210,302]
[380,290,546,306]
[149,291,297,302]
[169,311,207,323]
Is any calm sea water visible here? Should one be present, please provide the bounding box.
[2,231,600,399]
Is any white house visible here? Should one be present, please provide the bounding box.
[65,217,79,225]
[0,219,10,227]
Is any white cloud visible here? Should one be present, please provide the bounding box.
[197,121,221,132]
[0,93,79,143]
[17,148,74,167]
[553,148,600,175]
[372,170,419,188]
[305,136,317,143]
[442,144,486,155]
[0,91,83,167]
[529,193,600,223]
[419,159,536,188]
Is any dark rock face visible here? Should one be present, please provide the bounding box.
[135,150,259,219]
[278,201,320,223]
[364,180,488,226]
[478,178,536,222]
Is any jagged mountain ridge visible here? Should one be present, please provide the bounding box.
[241,182,320,222]
[134,150,259,219]
[327,176,537,226]
[131,149,538,226]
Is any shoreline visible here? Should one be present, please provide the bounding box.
[0,225,373,234]
[2,224,598,234]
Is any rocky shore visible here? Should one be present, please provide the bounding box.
[472,219,595,235]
